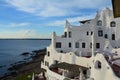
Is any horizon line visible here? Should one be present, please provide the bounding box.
[0,38,51,40]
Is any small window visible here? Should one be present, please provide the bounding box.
[98,30,103,37]
[48,51,50,56]
[91,31,93,35]
[56,42,61,48]
[75,42,79,48]
[60,50,63,53]
[90,43,92,48]
[64,32,67,37]
[69,42,72,48]
[98,62,101,68]
[45,61,49,67]
[83,70,87,75]
[45,61,47,66]
[54,60,58,64]
[110,21,116,27]
[112,34,115,40]
[104,34,108,39]
[82,42,86,48]
[97,20,102,26]
[87,31,89,36]
[69,31,72,38]
[96,43,100,49]
[95,61,102,69]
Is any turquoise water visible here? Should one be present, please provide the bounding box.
[0,39,51,77]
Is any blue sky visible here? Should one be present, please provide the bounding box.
[0,0,112,38]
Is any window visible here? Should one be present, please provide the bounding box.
[64,32,67,37]
[110,21,116,27]
[91,31,93,35]
[95,61,102,69]
[87,31,89,36]
[56,42,61,48]
[54,60,58,64]
[82,42,86,48]
[45,61,47,66]
[69,31,72,38]
[83,70,87,75]
[97,20,102,26]
[112,34,115,40]
[47,51,50,56]
[60,50,63,53]
[98,30,103,37]
[96,43,100,49]
[90,43,92,48]
[98,61,101,68]
[69,42,72,48]
[45,61,49,67]
[75,42,79,48]
[104,34,108,39]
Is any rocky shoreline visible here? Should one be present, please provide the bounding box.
[0,48,46,80]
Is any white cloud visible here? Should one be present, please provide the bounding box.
[0,13,95,29]
[5,0,111,17]
[10,22,30,27]
[0,30,33,38]
[0,13,95,38]
[0,0,112,38]
[43,13,96,27]
[0,22,30,27]
[0,30,50,38]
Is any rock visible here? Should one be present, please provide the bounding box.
[0,65,6,68]
[0,66,3,68]
[21,52,30,56]
[8,67,14,71]
[10,71,18,76]
[2,48,47,80]
[32,48,46,54]
[23,57,31,61]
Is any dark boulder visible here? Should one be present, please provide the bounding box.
[21,52,30,56]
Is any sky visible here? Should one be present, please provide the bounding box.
[0,0,112,38]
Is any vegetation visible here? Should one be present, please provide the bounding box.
[15,73,33,80]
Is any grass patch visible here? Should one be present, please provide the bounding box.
[15,72,33,80]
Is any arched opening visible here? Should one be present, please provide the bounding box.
[110,21,116,27]
[48,51,50,56]
[69,31,72,38]
[95,60,102,69]
[104,34,108,39]
[69,42,72,48]
[64,32,67,37]
[112,34,115,40]
[97,20,102,26]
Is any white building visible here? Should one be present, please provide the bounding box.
[41,7,120,80]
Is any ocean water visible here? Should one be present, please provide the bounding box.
[0,39,51,77]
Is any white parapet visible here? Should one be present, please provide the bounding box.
[32,73,34,80]
[46,68,66,80]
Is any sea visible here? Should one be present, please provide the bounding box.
[0,39,51,77]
